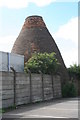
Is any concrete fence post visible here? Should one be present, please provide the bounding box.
[51,74,54,98]
[42,73,44,101]
[30,73,32,103]
[7,53,10,71]
[27,69,32,103]
[41,73,44,101]
[10,67,16,107]
[39,71,44,101]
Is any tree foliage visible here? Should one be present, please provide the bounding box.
[68,64,80,80]
[24,52,60,74]
[62,82,77,97]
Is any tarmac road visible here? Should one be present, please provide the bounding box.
[2,97,79,119]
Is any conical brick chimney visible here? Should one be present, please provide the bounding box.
[11,15,69,84]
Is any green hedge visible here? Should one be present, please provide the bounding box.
[62,82,77,97]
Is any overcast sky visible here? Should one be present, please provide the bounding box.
[0,0,78,67]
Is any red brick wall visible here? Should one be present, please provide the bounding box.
[22,16,46,29]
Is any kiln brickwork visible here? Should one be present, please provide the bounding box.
[22,16,46,29]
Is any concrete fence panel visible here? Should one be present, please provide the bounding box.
[0,72,62,108]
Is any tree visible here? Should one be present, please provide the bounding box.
[68,64,80,80]
[62,82,77,97]
[24,52,60,74]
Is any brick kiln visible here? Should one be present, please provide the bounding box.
[11,15,69,84]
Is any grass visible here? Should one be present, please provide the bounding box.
[0,109,6,113]
[0,105,16,113]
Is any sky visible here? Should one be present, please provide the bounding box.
[0,0,78,67]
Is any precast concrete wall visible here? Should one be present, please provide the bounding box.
[0,72,62,108]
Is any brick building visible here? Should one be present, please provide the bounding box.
[11,15,69,84]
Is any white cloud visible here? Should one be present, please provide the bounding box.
[54,17,78,45]
[29,0,56,7]
[0,35,16,52]
[61,48,78,68]
[0,0,78,9]
[0,0,56,9]
[0,0,29,9]
[53,17,78,67]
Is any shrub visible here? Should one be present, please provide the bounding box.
[68,64,80,80]
[62,82,77,97]
[24,52,60,74]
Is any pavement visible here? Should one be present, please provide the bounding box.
[2,97,79,119]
